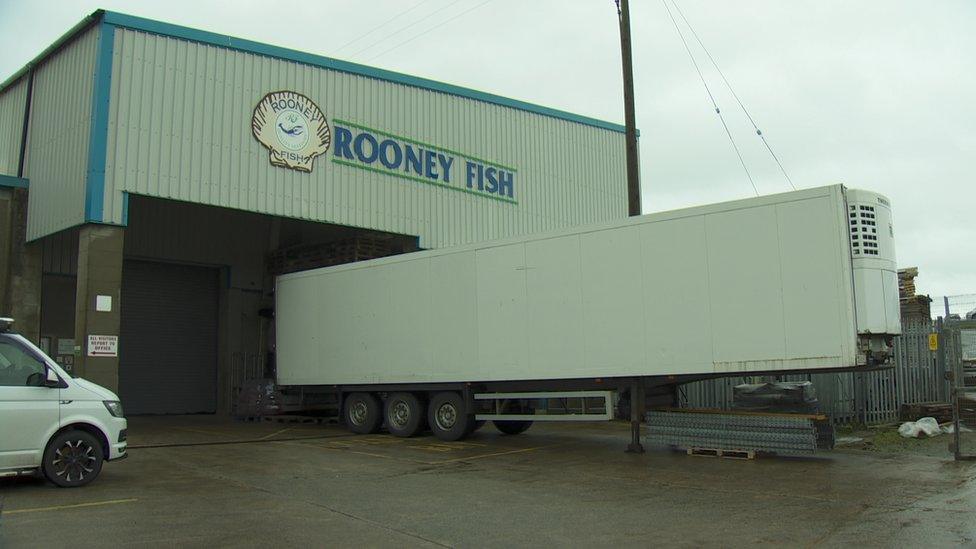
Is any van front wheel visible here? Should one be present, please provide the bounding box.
[42,430,104,487]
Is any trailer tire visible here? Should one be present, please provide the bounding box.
[385,392,425,437]
[493,420,533,435]
[344,392,382,434]
[428,392,474,442]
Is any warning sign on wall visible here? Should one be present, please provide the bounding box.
[88,335,119,357]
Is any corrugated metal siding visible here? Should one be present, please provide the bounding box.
[0,77,27,176]
[104,28,627,248]
[24,26,99,241]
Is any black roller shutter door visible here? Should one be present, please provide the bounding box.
[120,260,218,414]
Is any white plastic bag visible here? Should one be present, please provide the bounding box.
[915,417,941,436]
[898,417,942,438]
[898,422,921,438]
[941,422,973,434]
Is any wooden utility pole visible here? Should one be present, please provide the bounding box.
[617,0,645,454]
[618,0,641,217]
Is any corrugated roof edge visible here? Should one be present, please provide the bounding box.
[1,9,634,135]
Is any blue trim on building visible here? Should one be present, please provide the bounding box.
[121,191,129,224]
[84,21,115,223]
[100,11,630,135]
[0,174,29,189]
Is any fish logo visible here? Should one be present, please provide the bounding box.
[252,91,331,172]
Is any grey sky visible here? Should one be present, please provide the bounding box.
[1,0,972,300]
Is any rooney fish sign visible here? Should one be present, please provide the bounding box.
[252,91,332,172]
[331,119,517,203]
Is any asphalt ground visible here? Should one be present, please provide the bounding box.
[1,417,974,548]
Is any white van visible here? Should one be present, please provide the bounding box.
[0,318,127,487]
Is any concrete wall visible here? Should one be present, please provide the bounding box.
[72,224,124,390]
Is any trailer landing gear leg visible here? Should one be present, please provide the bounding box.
[626,380,645,454]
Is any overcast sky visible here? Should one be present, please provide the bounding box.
[1,0,973,304]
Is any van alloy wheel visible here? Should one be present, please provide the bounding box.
[42,430,104,488]
[54,439,98,482]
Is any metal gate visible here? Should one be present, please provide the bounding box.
[119,260,219,414]
[943,319,976,460]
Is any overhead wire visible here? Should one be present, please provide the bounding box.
[332,0,437,55]
[669,0,796,191]
[362,0,494,62]
[347,0,465,59]
[660,0,758,196]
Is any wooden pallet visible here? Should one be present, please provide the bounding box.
[267,236,400,275]
[899,401,953,423]
[686,447,756,460]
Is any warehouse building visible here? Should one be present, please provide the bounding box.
[0,10,629,414]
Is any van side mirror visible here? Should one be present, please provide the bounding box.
[44,367,61,388]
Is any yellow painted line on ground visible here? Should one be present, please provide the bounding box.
[406,440,490,452]
[274,439,433,465]
[409,444,462,453]
[3,498,138,515]
[168,426,239,437]
[277,437,566,466]
[428,444,561,464]
[259,426,294,440]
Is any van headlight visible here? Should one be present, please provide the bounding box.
[103,400,124,418]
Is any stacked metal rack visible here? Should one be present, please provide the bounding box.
[645,409,835,456]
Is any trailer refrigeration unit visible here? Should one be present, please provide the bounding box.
[275,185,900,442]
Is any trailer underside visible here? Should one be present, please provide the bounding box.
[277,361,891,450]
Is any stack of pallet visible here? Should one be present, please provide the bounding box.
[899,402,953,423]
[645,409,834,457]
[268,236,402,275]
[898,267,919,297]
[898,267,931,319]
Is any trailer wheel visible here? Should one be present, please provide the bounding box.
[344,392,382,434]
[428,392,475,442]
[493,420,533,435]
[385,392,425,437]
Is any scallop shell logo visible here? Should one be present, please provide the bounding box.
[252,91,331,172]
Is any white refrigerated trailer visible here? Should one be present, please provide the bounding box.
[276,185,900,442]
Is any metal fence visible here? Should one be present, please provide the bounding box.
[932,293,976,320]
[679,319,949,425]
[943,318,976,460]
